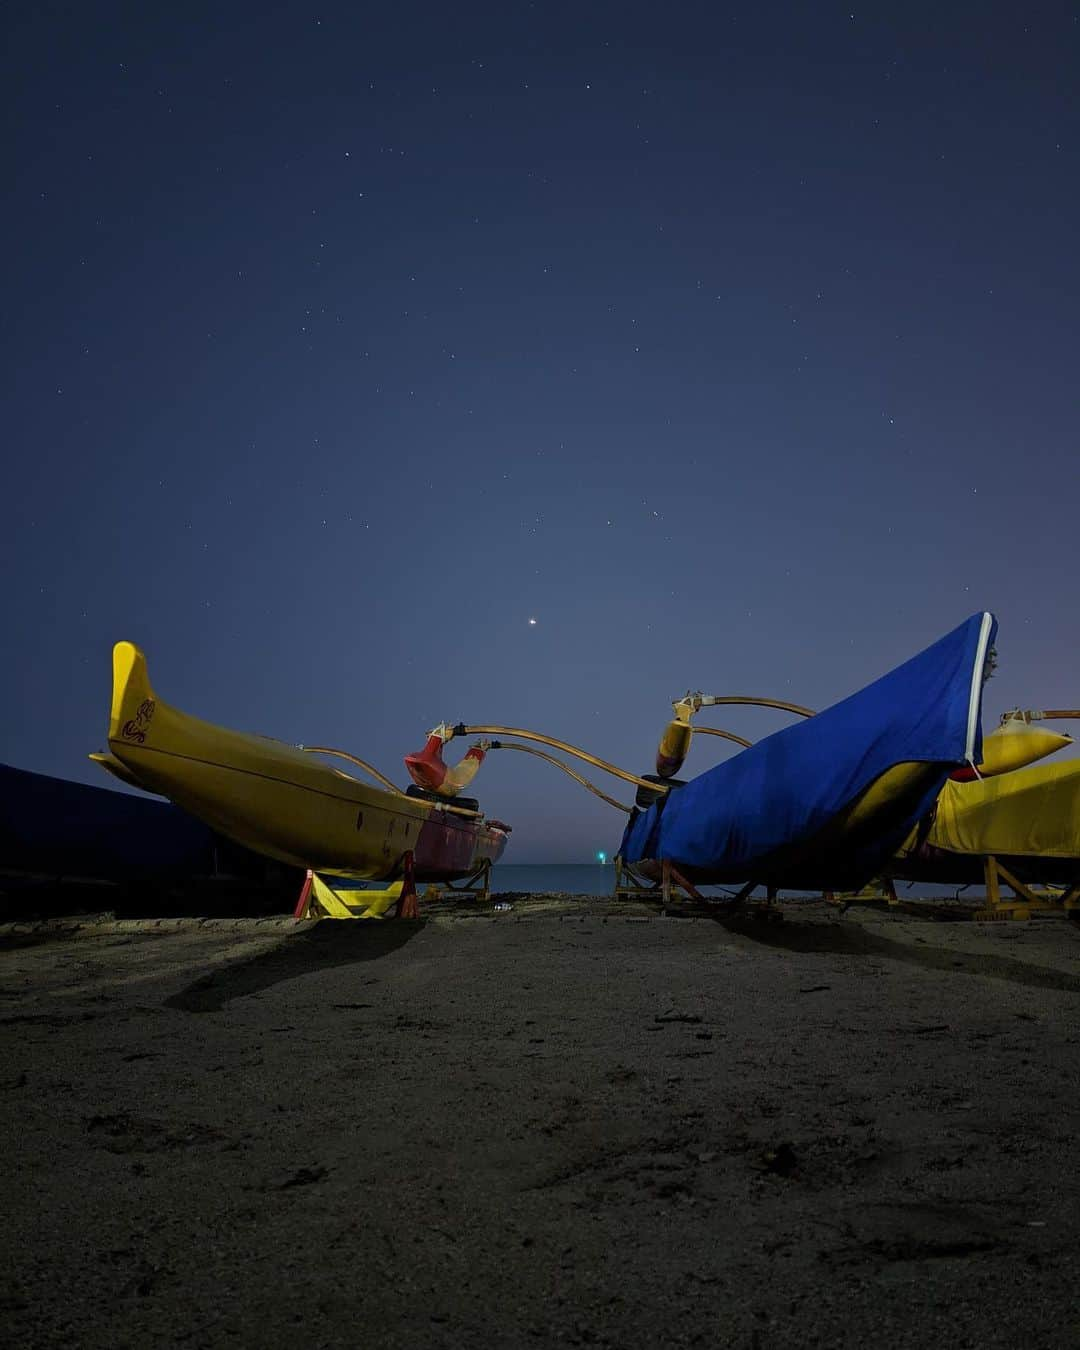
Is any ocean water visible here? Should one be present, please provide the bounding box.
[488,863,621,896]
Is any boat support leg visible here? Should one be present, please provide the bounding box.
[394,851,420,920]
[611,857,705,906]
[662,859,706,905]
[293,870,315,919]
[728,880,759,909]
[612,856,661,901]
[718,881,784,920]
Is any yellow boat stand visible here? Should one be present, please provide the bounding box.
[294,851,420,920]
[972,856,1080,923]
[294,854,495,920]
[823,862,1080,922]
[823,879,900,912]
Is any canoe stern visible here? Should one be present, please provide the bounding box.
[107,641,158,750]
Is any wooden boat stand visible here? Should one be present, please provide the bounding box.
[820,865,1080,922]
[720,881,783,918]
[611,856,656,901]
[972,856,1080,923]
[612,857,782,916]
[294,851,421,921]
[613,856,702,905]
[823,879,899,912]
[420,857,493,905]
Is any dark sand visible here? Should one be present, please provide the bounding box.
[3,896,1080,1348]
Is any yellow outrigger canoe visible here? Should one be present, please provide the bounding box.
[91,642,509,881]
[895,757,1080,889]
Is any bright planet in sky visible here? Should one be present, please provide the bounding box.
[528,617,538,626]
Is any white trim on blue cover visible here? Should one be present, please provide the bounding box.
[965,612,994,765]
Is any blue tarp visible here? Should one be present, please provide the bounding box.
[619,613,997,889]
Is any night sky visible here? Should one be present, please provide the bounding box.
[5,4,1078,861]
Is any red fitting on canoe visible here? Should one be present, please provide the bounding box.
[405,734,448,790]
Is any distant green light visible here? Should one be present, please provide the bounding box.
[596,850,607,864]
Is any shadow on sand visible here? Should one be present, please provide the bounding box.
[714,910,1080,994]
[164,920,424,1013]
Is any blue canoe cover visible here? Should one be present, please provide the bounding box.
[620,612,997,884]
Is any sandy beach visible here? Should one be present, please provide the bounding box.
[3,896,1080,1348]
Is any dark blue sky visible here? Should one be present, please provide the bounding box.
[5,3,1078,860]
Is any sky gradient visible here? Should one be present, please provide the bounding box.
[5,3,1078,860]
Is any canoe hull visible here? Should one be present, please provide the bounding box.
[893,759,1080,890]
[107,749,507,880]
[97,643,508,882]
